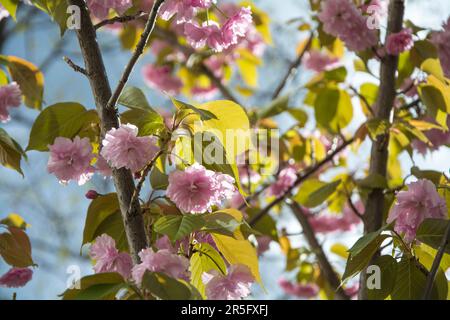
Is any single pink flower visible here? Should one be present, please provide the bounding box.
[386,28,413,55]
[166,163,236,214]
[304,50,340,72]
[0,268,33,288]
[87,0,133,20]
[131,248,190,285]
[47,136,95,185]
[431,18,450,78]
[101,123,159,173]
[278,278,319,298]
[0,82,22,123]
[387,179,447,243]
[318,0,378,52]
[142,64,183,95]
[267,166,297,198]
[89,234,133,279]
[256,236,271,256]
[202,264,254,300]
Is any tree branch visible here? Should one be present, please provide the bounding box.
[271,32,313,100]
[94,11,147,30]
[106,0,165,112]
[359,0,405,299]
[63,56,89,76]
[249,138,354,226]
[422,221,450,300]
[67,0,156,263]
[288,202,350,300]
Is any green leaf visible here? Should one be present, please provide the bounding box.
[121,109,165,137]
[288,108,308,127]
[142,271,198,300]
[61,273,125,300]
[30,0,69,36]
[390,257,436,300]
[82,193,127,251]
[154,215,206,242]
[416,218,450,254]
[421,58,446,82]
[0,226,34,268]
[172,98,217,121]
[296,179,341,208]
[118,86,154,111]
[27,102,99,151]
[314,87,353,133]
[366,255,398,300]
[258,95,290,119]
[410,40,438,67]
[190,243,227,297]
[0,0,19,19]
[418,75,450,114]
[203,211,243,237]
[342,233,389,282]
[324,66,347,83]
[5,55,44,110]
[410,167,442,185]
[0,128,25,175]
[366,118,390,140]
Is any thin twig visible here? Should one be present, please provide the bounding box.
[349,85,375,116]
[105,0,166,112]
[63,56,89,76]
[94,11,147,30]
[249,138,355,226]
[422,221,450,300]
[271,32,313,100]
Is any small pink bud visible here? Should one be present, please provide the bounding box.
[85,190,99,200]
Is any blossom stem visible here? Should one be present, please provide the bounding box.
[422,221,450,300]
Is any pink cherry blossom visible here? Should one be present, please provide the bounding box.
[318,0,378,52]
[0,267,33,288]
[267,166,297,198]
[278,279,319,298]
[142,64,183,95]
[256,236,271,256]
[184,22,228,52]
[431,18,450,78]
[0,82,22,123]
[387,179,447,243]
[89,234,133,279]
[0,4,9,21]
[131,248,190,285]
[160,0,212,24]
[221,7,253,47]
[95,155,113,177]
[87,0,133,20]
[47,136,95,185]
[101,124,159,173]
[304,50,340,72]
[308,201,363,233]
[202,264,254,300]
[386,28,413,55]
[166,163,236,214]
[191,86,219,100]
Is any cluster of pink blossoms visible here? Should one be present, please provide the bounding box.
[47,124,159,185]
[278,279,319,299]
[0,267,33,288]
[89,234,133,279]
[0,82,22,123]
[202,264,254,300]
[142,64,183,96]
[387,179,447,243]
[87,0,133,20]
[318,0,378,52]
[385,28,413,55]
[266,166,297,198]
[304,50,340,73]
[308,201,363,234]
[101,123,160,173]
[166,163,236,214]
[47,136,95,185]
[431,18,450,78]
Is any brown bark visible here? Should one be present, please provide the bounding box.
[68,0,151,263]
[359,0,405,299]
